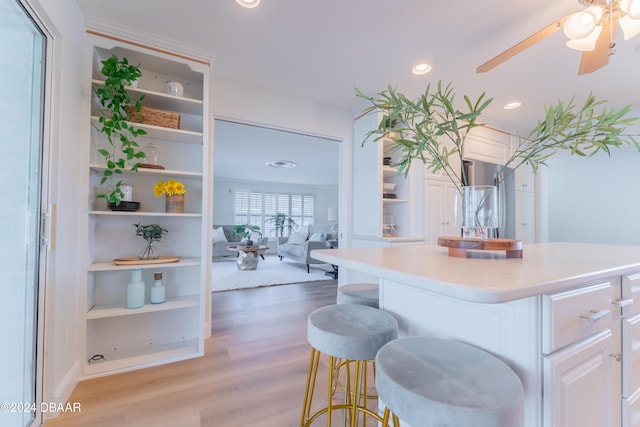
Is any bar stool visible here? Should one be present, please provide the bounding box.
[300,303,398,427]
[375,336,525,427]
[335,283,380,400]
[336,283,379,308]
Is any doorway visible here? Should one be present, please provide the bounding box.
[0,1,48,426]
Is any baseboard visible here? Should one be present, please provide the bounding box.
[45,360,80,420]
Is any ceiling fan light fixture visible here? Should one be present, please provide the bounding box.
[621,0,640,39]
[566,24,602,51]
[621,0,640,19]
[563,6,603,45]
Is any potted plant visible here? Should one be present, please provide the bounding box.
[233,224,262,246]
[95,54,148,206]
[355,81,640,237]
[265,213,297,237]
[134,222,168,260]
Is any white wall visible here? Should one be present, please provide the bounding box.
[547,143,640,245]
[213,177,338,227]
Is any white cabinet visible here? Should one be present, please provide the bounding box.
[82,34,212,378]
[511,136,536,243]
[463,126,510,165]
[622,273,640,426]
[424,179,459,244]
[352,112,422,242]
[542,279,621,427]
[543,330,613,427]
[515,191,535,243]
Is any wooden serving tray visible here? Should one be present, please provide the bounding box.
[113,256,180,265]
[437,237,523,258]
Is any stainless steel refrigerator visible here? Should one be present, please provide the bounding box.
[463,160,516,239]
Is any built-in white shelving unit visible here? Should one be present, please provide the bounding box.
[81,32,212,379]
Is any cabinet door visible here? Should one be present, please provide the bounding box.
[543,330,613,427]
[515,191,534,243]
[424,180,459,244]
[623,313,640,398]
[623,388,640,427]
[463,126,510,165]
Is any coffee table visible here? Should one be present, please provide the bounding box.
[228,245,269,271]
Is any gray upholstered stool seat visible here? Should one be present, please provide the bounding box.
[301,304,398,426]
[376,336,525,427]
[336,283,379,308]
[307,303,397,361]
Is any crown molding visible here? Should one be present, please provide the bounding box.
[84,16,215,66]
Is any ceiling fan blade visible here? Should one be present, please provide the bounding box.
[477,12,576,73]
[578,19,618,75]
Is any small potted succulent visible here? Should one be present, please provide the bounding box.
[134,222,168,260]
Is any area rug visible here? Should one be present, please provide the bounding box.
[212,254,334,292]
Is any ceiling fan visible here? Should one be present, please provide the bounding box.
[477,0,640,75]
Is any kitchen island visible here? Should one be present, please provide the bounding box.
[311,242,640,427]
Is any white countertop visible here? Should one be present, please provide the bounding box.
[311,242,640,303]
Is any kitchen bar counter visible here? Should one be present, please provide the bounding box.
[311,242,640,427]
[312,242,640,303]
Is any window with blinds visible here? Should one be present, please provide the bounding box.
[234,191,314,237]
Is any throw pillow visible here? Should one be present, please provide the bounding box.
[287,231,308,245]
[212,227,228,244]
[309,232,327,241]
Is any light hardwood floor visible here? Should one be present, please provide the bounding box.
[45,280,349,427]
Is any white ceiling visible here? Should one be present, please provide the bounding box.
[213,119,339,186]
[76,0,640,183]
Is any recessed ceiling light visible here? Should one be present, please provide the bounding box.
[236,0,260,8]
[412,62,432,75]
[266,160,297,169]
[504,101,522,110]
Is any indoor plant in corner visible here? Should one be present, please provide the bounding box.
[95,54,148,208]
[355,81,640,239]
[265,213,297,237]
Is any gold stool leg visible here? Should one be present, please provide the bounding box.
[301,348,321,427]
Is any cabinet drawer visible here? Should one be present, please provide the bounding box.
[542,281,614,354]
[622,273,640,317]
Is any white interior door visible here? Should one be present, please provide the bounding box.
[0,1,47,426]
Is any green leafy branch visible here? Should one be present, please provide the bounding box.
[356,81,640,195]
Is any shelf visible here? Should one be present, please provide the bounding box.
[88,257,200,272]
[92,79,203,115]
[89,163,202,178]
[89,210,202,218]
[87,295,199,319]
[84,339,201,379]
[91,116,203,144]
[382,166,402,178]
[382,198,409,203]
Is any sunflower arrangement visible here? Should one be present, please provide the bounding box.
[154,179,186,197]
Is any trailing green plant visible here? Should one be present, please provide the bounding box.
[95,54,148,205]
[264,213,297,237]
[355,81,640,195]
